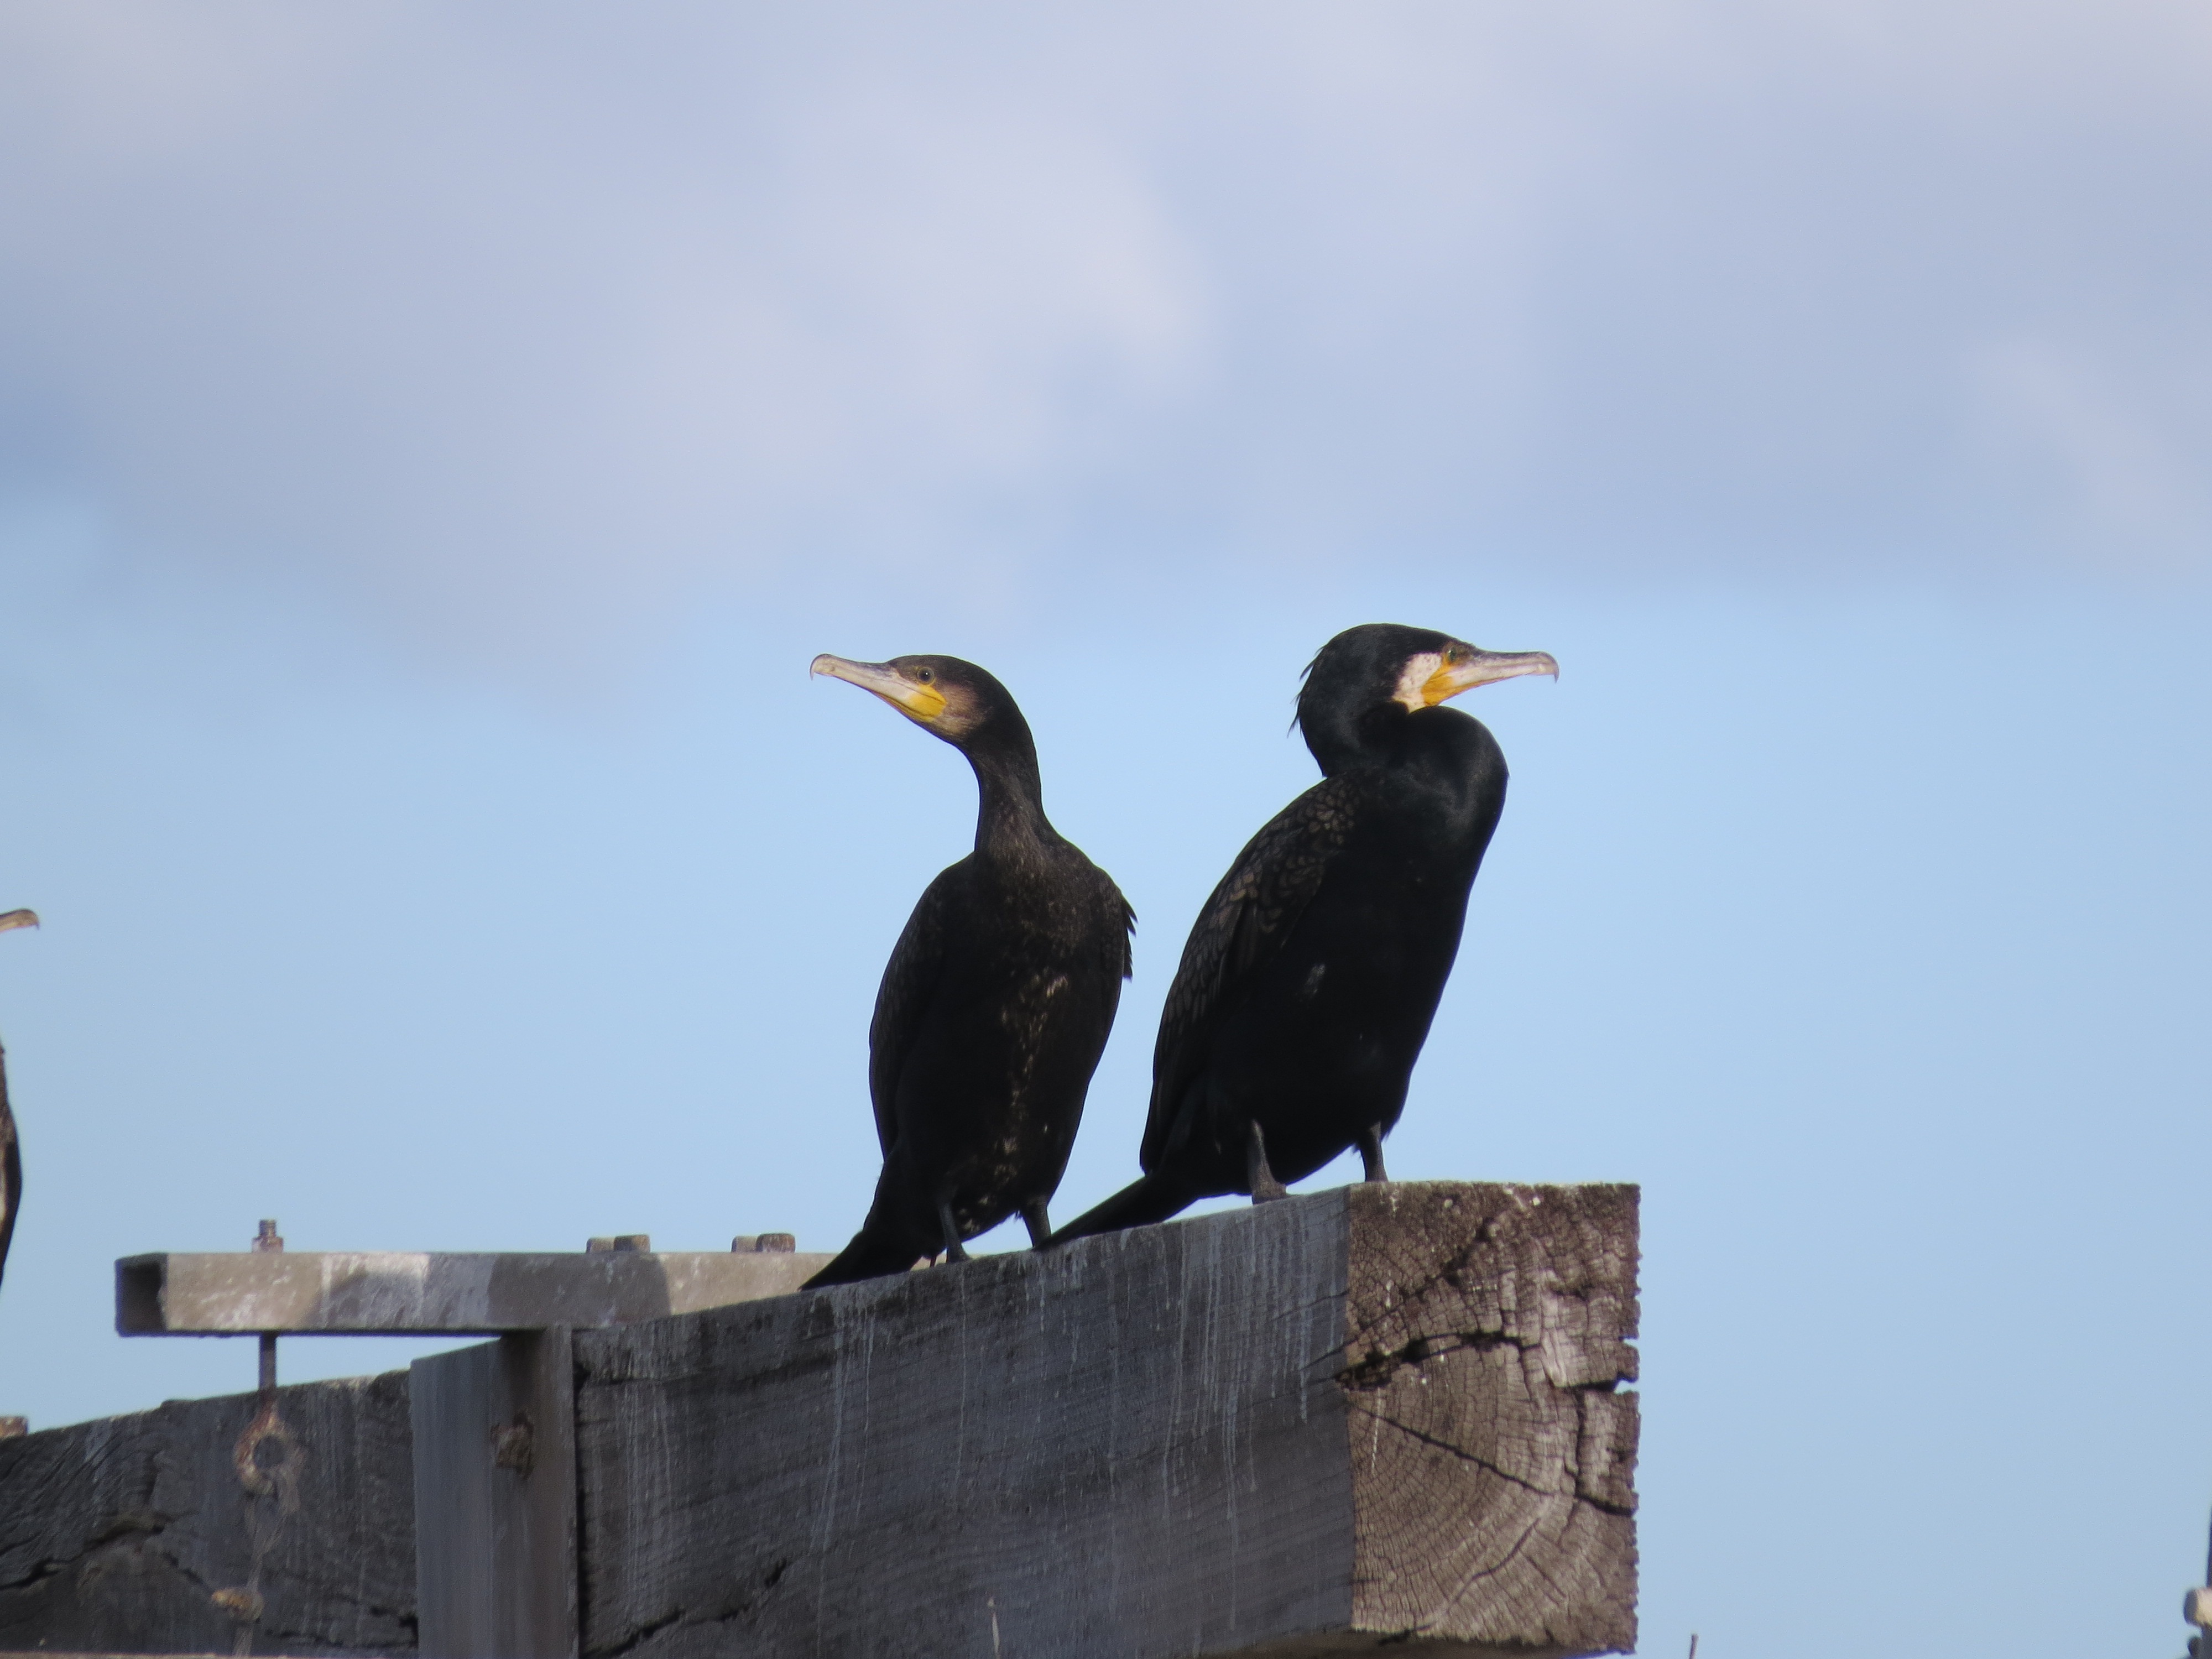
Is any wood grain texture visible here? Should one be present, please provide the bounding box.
[413,1330,578,1659]
[1340,1184,1637,1656]
[0,1373,417,1656]
[573,1181,1637,1659]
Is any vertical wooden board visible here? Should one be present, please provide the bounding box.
[413,1329,578,1659]
[1342,1183,1639,1657]
[0,1372,418,1655]
[512,1328,580,1659]
[573,1194,1358,1659]
[414,1341,502,1657]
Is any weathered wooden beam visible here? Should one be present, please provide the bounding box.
[573,1182,1640,1659]
[413,1331,578,1659]
[0,1373,416,1655]
[115,1246,831,1336]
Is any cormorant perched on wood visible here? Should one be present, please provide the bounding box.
[802,655,1133,1288]
[1050,625,1554,1243]
[0,907,39,1292]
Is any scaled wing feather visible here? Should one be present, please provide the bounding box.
[1141,775,1360,1170]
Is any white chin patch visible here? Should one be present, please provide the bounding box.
[1393,651,1444,711]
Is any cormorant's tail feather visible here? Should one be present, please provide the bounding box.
[801,1224,927,1290]
[1045,1170,1206,1246]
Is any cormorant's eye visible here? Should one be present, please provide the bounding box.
[916,667,935,682]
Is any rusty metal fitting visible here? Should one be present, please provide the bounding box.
[492,1413,535,1477]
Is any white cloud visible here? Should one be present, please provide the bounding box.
[0,1,2207,660]
[1974,333,2212,568]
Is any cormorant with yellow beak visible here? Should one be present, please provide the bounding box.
[1052,624,1554,1241]
[803,656,1131,1287]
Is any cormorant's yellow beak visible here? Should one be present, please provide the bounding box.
[1399,646,1559,711]
[0,910,36,934]
[812,655,948,727]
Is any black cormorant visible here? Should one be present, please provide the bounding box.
[1051,624,1554,1242]
[0,907,39,1292]
[802,656,1132,1288]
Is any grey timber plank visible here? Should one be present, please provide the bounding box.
[413,1331,578,1659]
[0,1374,416,1656]
[117,1251,832,1336]
[571,1181,1639,1659]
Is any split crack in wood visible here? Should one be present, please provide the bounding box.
[591,1556,797,1658]
[1339,1328,1536,1391]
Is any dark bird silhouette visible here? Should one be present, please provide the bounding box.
[1051,624,1554,1243]
[0,907,39,1292]
[802,655,1133,1288]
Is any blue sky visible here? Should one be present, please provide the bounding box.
[2,7,2210,1656]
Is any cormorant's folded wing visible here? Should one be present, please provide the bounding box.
[867,870,954,1158]
[0,1044,17,1292]
[1141,775,1360,1170]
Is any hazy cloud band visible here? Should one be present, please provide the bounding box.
[1,1,2207,656]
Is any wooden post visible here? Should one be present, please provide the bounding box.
[572,1182,1639,1659]
[412,1329,580,1659]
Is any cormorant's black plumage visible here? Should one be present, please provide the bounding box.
[0,906,38,1292]
[1051,624,1553,1243]
[0,1040,18,1293]
[803,656,1131,1288]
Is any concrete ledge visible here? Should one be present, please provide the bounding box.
[116,1249,832,1336]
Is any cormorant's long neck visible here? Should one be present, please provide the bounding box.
[964,723,1051,856]
[1301,701,1407,776]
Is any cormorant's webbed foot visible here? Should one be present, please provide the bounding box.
[1246,1121,1289,1204]
[1356,1123,1389,1184]
[936,1198,969,1262]
[1021,1201,1052,1250]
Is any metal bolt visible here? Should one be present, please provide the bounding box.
[251,1223,283,1396]
[211,1587,264,1626]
